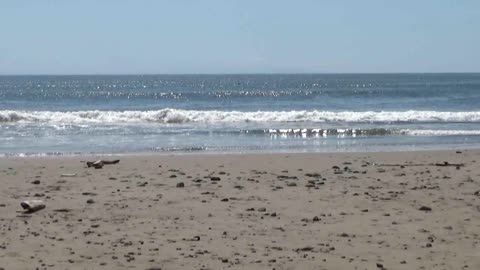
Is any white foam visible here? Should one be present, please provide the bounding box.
[1,109,480,124]
[401,129,480,136]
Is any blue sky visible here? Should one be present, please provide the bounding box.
[1,0,479,74]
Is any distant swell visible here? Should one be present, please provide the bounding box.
[2,109,480,124]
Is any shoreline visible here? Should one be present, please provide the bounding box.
[2,146,480,159]
[1,149,479,269]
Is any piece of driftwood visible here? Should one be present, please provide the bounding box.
[20,200,46,213]
[378,162,464,167]
[378,164,427,167]
[433,162,464,167]
[86,159,120,169]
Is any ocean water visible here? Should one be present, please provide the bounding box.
[1,74,480,156]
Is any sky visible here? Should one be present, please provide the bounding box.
[0,0,479,74]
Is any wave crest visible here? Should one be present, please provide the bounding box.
[1,109,480,124]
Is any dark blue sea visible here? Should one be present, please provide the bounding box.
[1,74,480,156]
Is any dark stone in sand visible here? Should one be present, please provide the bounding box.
[277,175,298,180]
[146,268,162,270]
[176,182,185,188]
[32,180,40,185]
[221,198,229,202]
[296,246,314,252]
[86,199,95,204]
[418,206,432,212]
[376,263,385,269]
[82,192,97,196]
[313,216,320,222]
[257,207,267,212]
[184,236,201,241]
[53,208,72,212]
[210,176,221,181]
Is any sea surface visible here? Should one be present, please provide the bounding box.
[1,74,480,156]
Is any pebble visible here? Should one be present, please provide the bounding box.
[176,182,185,188]
[418,206,432,211]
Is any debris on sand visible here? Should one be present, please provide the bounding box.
[86,159,120,169]
[20,200,46,213]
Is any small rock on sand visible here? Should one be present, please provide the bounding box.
[418,206,432,211]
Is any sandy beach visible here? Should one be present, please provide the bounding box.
[1,150,479,270]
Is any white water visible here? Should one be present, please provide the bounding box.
[400,129,480,136]
[2,109,480,124]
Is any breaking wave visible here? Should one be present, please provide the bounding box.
[262,128,480,137]
[1,109,480,124]
[399,129,480,136]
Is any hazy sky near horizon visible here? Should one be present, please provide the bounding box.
[1,0,479,74]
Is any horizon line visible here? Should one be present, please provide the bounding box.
[1,71,480,76]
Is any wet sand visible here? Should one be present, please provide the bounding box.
[1,150,479,270]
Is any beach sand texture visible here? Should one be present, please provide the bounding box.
[1,150,479,269]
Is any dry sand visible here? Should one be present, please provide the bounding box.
[0,150,479,270]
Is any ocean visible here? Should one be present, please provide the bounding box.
[1,73,480,156]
